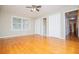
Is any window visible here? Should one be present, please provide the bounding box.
[11,16,29,31]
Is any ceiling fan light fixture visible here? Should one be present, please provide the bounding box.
[32,8,36,12]
[26,5,41,12]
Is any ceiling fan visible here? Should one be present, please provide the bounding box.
[26,5,41,12]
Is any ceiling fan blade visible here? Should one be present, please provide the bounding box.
[32,5,36,8]
[26,6,32,8]
[37,5,41,8]
[36,9,39,12]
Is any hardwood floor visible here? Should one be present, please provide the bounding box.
[0,35,79,54]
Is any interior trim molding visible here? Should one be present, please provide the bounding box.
[0,34,34,39]
[0,34,65,40]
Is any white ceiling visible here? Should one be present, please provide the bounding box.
[0,5,79,19]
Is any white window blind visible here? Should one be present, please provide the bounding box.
[12,16,29,31]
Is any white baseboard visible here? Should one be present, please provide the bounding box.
[0,34,34,39]
[35,34,66,40]
[0,33,65,40]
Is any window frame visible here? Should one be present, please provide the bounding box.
[11,16,29,32]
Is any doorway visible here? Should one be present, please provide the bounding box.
[65,10,78,39]
[43,18,47,36]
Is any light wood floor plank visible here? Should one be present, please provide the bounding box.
[0,35,79,54]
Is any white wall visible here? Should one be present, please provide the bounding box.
[35,18,43,35]
[47,12,66,39]
[35,19,41,34]
[48,13,61,39]
[0,11,35,38]
[35,13,65,39]
[0,5,79,39]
